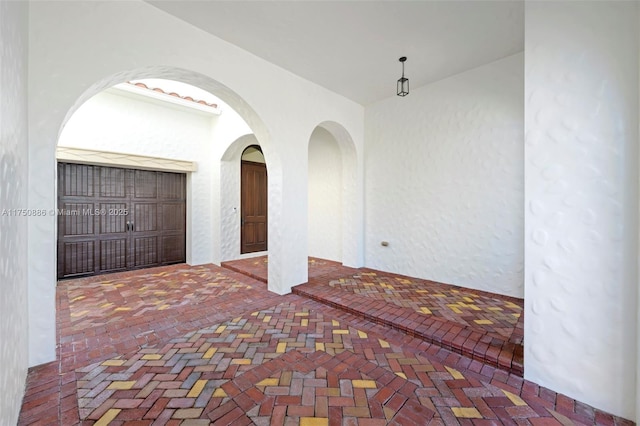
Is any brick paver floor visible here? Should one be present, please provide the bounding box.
[224,256,524,374]
[18,262,632,425]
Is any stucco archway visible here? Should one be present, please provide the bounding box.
[308,121,359,266]
[56,69,278,269]
[29,66,280,366]
[218,134,270,262]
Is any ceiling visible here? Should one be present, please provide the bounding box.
[147,1,524,105]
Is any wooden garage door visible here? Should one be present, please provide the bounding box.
[57,163,186,279]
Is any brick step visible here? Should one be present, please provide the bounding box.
[221,261,268,283]
[292,283,524,377]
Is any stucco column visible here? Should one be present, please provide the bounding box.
[524,1,638,420]
[27,125,59,367]
[266,130,308,295]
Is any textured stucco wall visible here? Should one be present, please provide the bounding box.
[365,54,524,298]
[28,0,364,366]
[524,2,638,420]
[0,1,29,424]
[59,89,218,266]
[308,127,343,262]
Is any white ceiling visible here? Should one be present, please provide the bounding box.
[147,1,524,105]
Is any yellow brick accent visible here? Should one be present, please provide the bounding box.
[70,310,88,318]
[488,307,503,311]
[295,312,309,316]
[231,359,251,365]
[114,307,131,311]
[452,407,482,418]
[94,409,121,426]
[215,325,227,334]
[445,366,465,380]
[203,348,217,359]
[433,294,446,297]
[158,304,169,310]
[332,320,340,326]
[263,315,272,323]
[301,319,309,327]
[357,330,368,339]
[447,304,463,314]
[101,359,125,366]
[300,418,329,426]
[415,290,429,293]
[187,379,208,398]
[212,388,227,398]
[474,319,493,325]
[419,307,432,314]
[276,342,287,353]
[107,381,136,390]
[502,390,527,406]
[352,380,377,389]
[395,372,407,379]
[315,342,325,351]
[257,378,279,386]
[378,339,390,348]
[238,334,253,338]
[332,329,349,334]
[142,354,162,360]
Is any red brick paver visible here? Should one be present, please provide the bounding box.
[18,262,632,425]
[224,256,524,374]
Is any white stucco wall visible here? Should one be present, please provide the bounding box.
[58,88,216,266]
[308,127,343,262]
[27,0,364,366]
[0,1,29,424]
[524,2,638,420]
[211,108,253,264]
[365,53,524,298]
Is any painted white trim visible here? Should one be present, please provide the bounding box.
[56,146,197,172]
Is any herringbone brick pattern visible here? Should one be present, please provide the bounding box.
[327,272,521,342]
[75,301,624,425]
[286,262,524,375]
[18,263,633,425]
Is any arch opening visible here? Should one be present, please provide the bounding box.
[54,68,276,277]
[307,121,359,267]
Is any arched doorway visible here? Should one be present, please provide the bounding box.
[308,128,342,261]
[307,121,361,267]
[55,78,230,278]
[240,145,267,254]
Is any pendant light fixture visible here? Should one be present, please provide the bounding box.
[397,56,409,97]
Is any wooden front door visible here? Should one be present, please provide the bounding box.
[241,160,268,253]
[57,163,186,279]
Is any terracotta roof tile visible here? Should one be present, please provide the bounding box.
[128,82,218,108]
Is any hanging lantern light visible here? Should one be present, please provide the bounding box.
[397,56,409,97]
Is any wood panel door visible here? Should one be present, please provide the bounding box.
[57,163,186,279]
[241,160,268,254]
